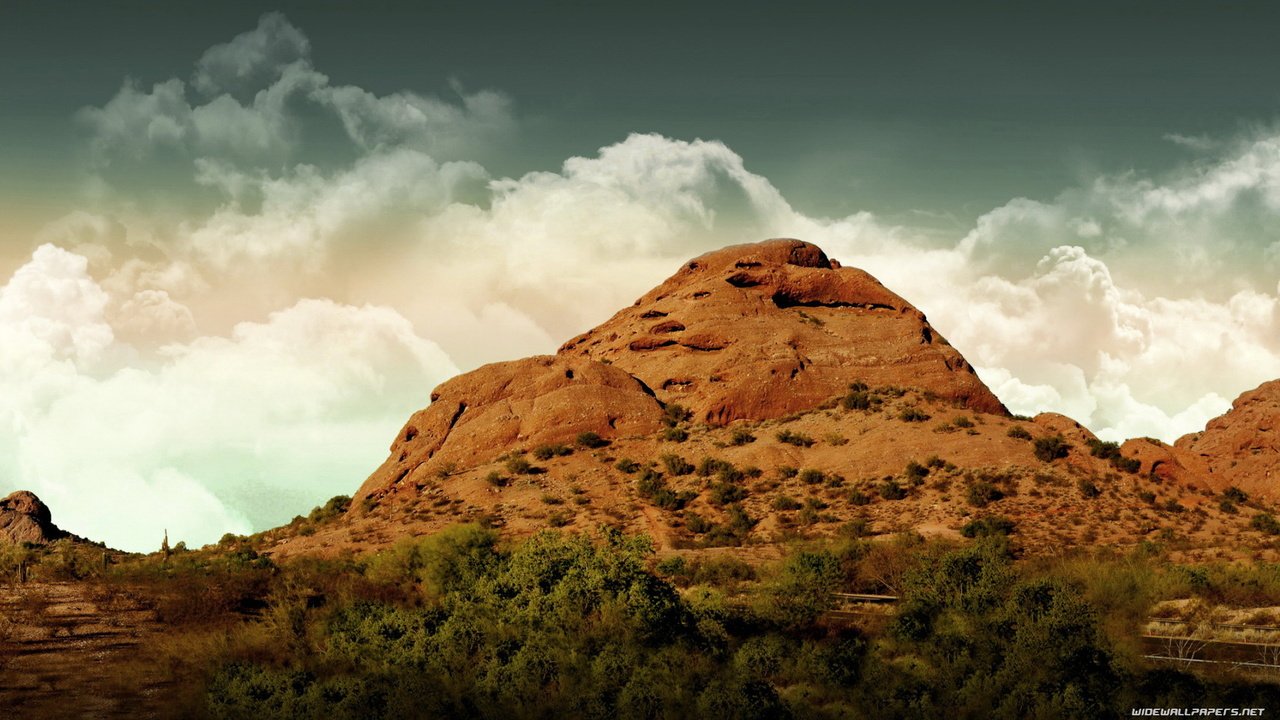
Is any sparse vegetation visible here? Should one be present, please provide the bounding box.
[1033,434,1071,462]
[1007,425,1033,441]
[575,431,610,449]
[660,453,694,476]
[661,426,689,442]
[966,481,1003,508]
[776,429,815,447]
[961,515,1016,538]
[730,428,756,445]
[899,407,930,422]
[532,443,572,460]
[878,479,907,501]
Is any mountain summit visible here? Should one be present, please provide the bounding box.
[560,239,1005,423]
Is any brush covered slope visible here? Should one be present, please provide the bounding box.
[265,239,1280,561]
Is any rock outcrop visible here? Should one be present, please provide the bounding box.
[0,491,67,545]
[559,239,1006,424]
[356,355,666,501]
[1174,380,1280,498]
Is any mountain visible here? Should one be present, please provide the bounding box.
[267,239,1280,561]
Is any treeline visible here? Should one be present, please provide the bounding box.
[164,527,1280,719]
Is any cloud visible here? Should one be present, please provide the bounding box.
[0,246,459,551]
[192,12,311,97]
[78,12,512,182]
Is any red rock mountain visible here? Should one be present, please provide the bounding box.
[0,491,68,545]
[358,239,1006,504]
[266,238,1280,561]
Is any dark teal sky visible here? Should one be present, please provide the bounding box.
[3,1,1280,230]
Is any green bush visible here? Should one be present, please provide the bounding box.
[776,430,815,447]
[899,407,930,422]
[1007,425,1033,441]
[662,427,689,442]
[961,516,1016,538]
[661,454,695,476]
[576,431,610,449]
[533,444,572,461]
[772,495,803,511]
[1033,435,1071,462]
[878,479,906,501]
[966,481,1003,508]
[1252,513,1280,535]
[798,468,825,485]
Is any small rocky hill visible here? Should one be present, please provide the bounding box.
[0,491,69,545]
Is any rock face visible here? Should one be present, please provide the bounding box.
[356,355,666,501]
[1174,380,1280,498]
[0,491,67,545]
[559,239,1006,424]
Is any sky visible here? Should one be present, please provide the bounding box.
[3,2,1280,551]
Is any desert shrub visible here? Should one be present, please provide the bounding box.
[776,430,815,447]
[899,407,930,422]
[710,482,748,506]
[533,444,572,461]
[308,495,352,524]
[1077,478,1101,499]
[848,489,871,506]
[635,469,665,498]
[1033,435,1071,462]
[904,461,929,483]
[1252,513,1280,535]
[576,432,610,449]
[660,453,695,476]
[730,428,756,445]
[615,458,641,474]
[684,512,713,534]
[776,466,799,480]
[966,481,1003,508]
[662,427,690,442]
[1224,486,1249,504]
[842,390,872,411]
[698,457,735,477]
[663,403,692,426]
[952,416,974,429]
[878,479,907,501]
[799,468,825,485]
[773,495,803,511]
[961,516,1016,538]
[1007,425,1033,441]
[505,457,541,475]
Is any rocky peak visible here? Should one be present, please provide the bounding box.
[559,238,1006,424]
[0,490,67,545]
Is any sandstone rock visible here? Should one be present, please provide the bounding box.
[0,491,66,545]
[559,239,1006,424]
[356,355,666,501]
[1174,379,1280,498]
